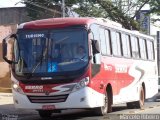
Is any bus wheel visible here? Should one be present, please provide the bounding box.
[94,91,112,116]
[38,110,52,118]
[135,86,145,109]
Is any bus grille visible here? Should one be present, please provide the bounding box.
[27,94,69,103]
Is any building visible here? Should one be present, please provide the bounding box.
[0,7,30,25]
[0,7,29,90]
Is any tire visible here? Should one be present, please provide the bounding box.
[135,86,145,109]
[94,91,112,116]
[38,110,52,118]
[127,86,145,109]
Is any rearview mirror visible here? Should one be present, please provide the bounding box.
[2,34,16,64]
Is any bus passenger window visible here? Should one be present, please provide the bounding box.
[111,31,121,56]
[99,28,107,55]
[147,40,154,60]
[139,38,147,59]
[105,30,111,55]
[130,36,139,58]
[121,34,131,57]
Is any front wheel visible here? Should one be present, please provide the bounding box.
[94,92,112,116]
[38,110,52,118]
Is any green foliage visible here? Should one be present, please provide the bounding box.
[149,0,160,15]
[23,0,62,20]
[74,2,106,17]
[23,0,160,30]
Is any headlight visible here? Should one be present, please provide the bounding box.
[72,77,89,93]
[12,82,24,94]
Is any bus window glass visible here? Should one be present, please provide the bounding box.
[90,24,101,64]
[99,28,107,55]
[16,28,88,76]
[121,33,131,57]
[111,31,121,56]
[139,38,147,59]
[130,36,139,58]
[147,40,154,60]
[90,24,100,40]
[105,29,111,55]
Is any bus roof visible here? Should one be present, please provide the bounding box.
[18,17,154,40]
[18,17,95,29]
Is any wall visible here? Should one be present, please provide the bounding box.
[0,25,17,90]
[0,7,30,25]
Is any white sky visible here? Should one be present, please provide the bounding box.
[0,0,24,8]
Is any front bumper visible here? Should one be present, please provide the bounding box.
[12,87,104,110]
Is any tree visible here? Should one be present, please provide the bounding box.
[22,0,159,30]
[148,0,160,22]
[22,0,79,20]
[22,0,62,20]
[73,0,151,30]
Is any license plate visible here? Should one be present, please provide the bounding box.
[42,105,55,110]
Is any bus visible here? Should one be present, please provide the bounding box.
[2,17,158,118]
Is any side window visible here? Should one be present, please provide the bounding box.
[121,33,131,57]
[99,28,107,55]
[111,30,121,56]
[105,29,111,55]
[147,40,154,60]
[130,36,139,58]
[90,24,100,41]
[139,38,147,59]
[90,24,101,64]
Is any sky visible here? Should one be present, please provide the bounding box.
[0,0,24,8]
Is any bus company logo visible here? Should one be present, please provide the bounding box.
[25,85,43,90]
[115,64,128,73]
[25,33,44,38]
[104,64,112,71]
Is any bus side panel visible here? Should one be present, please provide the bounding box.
[90,56,158,104]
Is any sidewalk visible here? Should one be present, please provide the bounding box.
[0,93,13,105]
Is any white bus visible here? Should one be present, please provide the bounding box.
[2,17,158,118]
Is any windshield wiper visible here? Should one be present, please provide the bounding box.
[31,36,69,74]
[32,49,47,73]
[32,39,48,73]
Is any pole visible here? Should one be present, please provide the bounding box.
[157,31,160,89]
[62,0,65,17]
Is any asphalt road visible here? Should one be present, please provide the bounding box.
[0,93,160,120]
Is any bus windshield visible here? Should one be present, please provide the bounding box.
[14,27,88,77]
